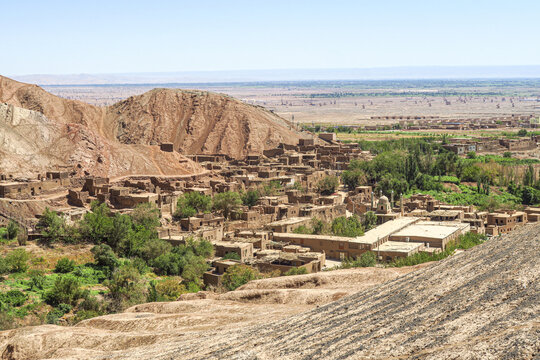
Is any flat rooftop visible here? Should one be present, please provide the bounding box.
[273,217,419,245]
[357,217,419,245]
[267,217,310,226]
[391,221,468,240]
[374,241,423,254]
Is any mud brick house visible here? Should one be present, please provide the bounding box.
[214,241,254,261]
[253,250,326,274]
[265,217,311,233]
[389,221,470,250]
[524,207,540,222]
[272,217,419,260]
[203,259,241,287]
[486,211,527,235]
[180,213,225,231]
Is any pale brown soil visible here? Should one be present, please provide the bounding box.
[1,224,536,359]
[0,266,421,360]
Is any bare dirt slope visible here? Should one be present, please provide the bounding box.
[0,75,105,133]
[0,102,201,177]
[1,223,535,359]
[0,76,303,166]
[0,266,419,360]
[163,224,538,360]
[106,88,301,159]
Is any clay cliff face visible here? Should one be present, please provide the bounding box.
[0,76,303,166]
[0,102,202,177]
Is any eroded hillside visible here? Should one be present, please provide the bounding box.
[106,88,301,158]
[0,103,202,177]
[0,76,304,173]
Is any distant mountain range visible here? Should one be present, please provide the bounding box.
[11,66,540,85]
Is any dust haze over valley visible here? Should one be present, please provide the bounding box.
[1,0,540,359]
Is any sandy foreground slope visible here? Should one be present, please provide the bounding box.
[0,265,420,359]
[1,223,536,359]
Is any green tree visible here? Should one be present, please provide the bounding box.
[362,211,377,231]
[80,201,114,244]
[107,214,133,250]
[91,244,120,275]
[261,181,283,196]
[36,208,66,243]
[222,264,261,291]
[342,251,377,268]
[241,190,260,208]
[517,129,528,137]
[130,203,160,232]
[44,275,85,307]
[105,265,146,311]
[213,191,242,219]
[331,216,364,237]
[341,169,366,190]
[223,252,241,260]
[4,249,29,273]
[284,267,308,276]
[175,192,212,218]
[147,277,187,302]
[317,175,339,195]
[467,151,477,159]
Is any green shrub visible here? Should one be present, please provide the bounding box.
[0,257,8,275]
[0,290,28,307]
[317,175,339,195]
[44,275,85,307]
[147,277,187,302]
[4,249,29,273]
[222,264,261,291]
[54,257,76,273]
[28,269,46,290]
[6,220,19,240]
[341,251,377,268]
[46,303,72,324]
[72,266,107,285]
[91,244,119,275]
[222,252,241,260]
[105,265,146,311]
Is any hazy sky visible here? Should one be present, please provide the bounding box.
[4,0,540,75]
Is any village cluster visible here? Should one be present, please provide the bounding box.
[368,113,538,130]
[1,132,538,288]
